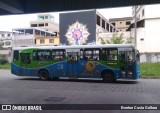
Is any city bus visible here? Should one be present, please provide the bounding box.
[11,44,140,82]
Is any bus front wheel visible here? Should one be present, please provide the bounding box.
[102,71,115,83]
[39,70,49,80]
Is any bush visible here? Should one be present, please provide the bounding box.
[0,58,8,64]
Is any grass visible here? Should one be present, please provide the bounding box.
[0,63,160,77]
[140,63,160,77]
[0,63,11,69]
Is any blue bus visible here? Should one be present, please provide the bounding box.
[11,44,140,82]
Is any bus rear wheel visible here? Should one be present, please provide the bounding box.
[102,71,115,83]
[39,70,49,80]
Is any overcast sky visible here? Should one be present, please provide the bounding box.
[0,6,132,32]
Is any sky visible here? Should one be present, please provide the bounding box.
[0,6,132,32]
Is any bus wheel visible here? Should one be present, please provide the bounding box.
[39,70,49,80]
[102,71,115,83]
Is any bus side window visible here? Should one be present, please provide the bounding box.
[13,50,19,61]
[32,50,37,60]
[93,49,100,61]
[101,49,108,60]
[37,50,51,61]
[108,49,117,61]
[52,49,65,61]
[80,49,84,60]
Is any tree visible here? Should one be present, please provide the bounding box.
[126,37,133,44]
[0,42,3,50]
[98,33,125,44]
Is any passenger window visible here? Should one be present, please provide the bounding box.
[83,49,100,61]
[32,50,37,60]
[37,50,51,61]
[52,49,65,61]
[108,49,117,60]
[13,50,19,61]
[101,48,117,61]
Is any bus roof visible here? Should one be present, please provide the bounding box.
[12,44,135,50]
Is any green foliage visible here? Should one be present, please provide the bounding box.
[0,43,3,50]
[0,58,8,65]
[107,33,124,44]
[0,63,10,69]
[126,37,132,44]
[140,63,160,76]
[98,33,125,44]
[98,37,106,44]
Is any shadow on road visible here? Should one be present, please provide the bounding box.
[15,77,138,84]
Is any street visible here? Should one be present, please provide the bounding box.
[0,69,160,113]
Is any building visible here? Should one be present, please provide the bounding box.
[128,4,160,62]
[0,31,12,49]
[12,28,59,47]
[109,17,132,32]
[30,14,59,35]
[96,11,117,33]
[60,10,117,45]
[36,36,59,46]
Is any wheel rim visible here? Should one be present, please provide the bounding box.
[104,74,111,80]
[40,70,48,80]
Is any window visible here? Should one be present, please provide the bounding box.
[40,39,45,44]
[97,15,100,26]
[2,34,4,37]
[45,23,48,26]
[37,50,51,61]
[80,49,83,60]
[101,48,117,61]
[45,16,48,19]
[120,22,122,24]
[31,24,37,27]
[13,50,19,61]
[5,41,11,45]
[49,39,54,43]
[102,19,105,29]
[7,34,11,37]
[126,21,131,25]
[83,49,100,61]
[38,16,44,20]
[142,9,144,17]
[38,24,44,27]
[112,23,115,26]
[52,49,65,61]
[32,50,37,60]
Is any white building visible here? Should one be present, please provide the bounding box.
[0,31,12,49]
[129,4,160,62]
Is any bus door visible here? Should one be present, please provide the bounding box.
[67,52,79,78]
[119,51,133,78]
[20,53,31,76]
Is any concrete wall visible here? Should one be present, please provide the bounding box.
[143,19,160,52]
[13,34,35,47]
[140,53,160,63]
[145,4,160,19]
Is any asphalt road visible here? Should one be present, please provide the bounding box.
[0,69,160,113]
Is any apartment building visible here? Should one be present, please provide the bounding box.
[109,17,132,32]
[129,4,160,62]
[30,14,59,35]
[12,28,59,47]
[0,31,12,49]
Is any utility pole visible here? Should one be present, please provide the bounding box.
[134,6,137,47]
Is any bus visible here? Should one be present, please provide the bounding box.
[11,44,140,83]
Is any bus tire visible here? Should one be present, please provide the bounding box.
[39,69,49,80]
[102,71,115,83]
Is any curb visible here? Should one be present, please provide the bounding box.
[140,77,160,79]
